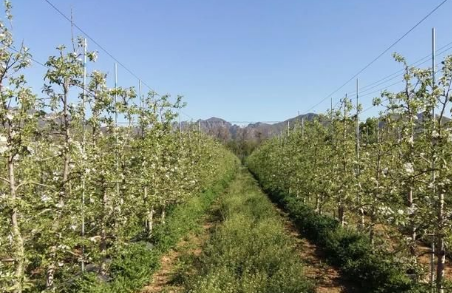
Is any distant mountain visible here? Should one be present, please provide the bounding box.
[191,113,319,142]
[191,111,452,143]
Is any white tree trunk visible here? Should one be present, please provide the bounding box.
[9,156,24,293]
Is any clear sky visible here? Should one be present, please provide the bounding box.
[8,0,452,123]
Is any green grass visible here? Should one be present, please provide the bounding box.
[184,168,313,293]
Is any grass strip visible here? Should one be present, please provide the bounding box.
[184,168,313,293]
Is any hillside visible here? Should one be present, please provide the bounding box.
[192,113,319,142]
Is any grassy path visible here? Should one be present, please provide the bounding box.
[140,194,222,293]
[273,206,358,293]
[141,168,354,293]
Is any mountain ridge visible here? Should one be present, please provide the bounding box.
[191,113,319,142]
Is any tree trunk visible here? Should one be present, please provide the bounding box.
[62,81,70,200]
[358,203,365,230]
[315,194,321,214]
[9,156,24,293]
[371,130,381,247]
[100,185,108,276]
[408,187,416,258]
[45,246,56,290]
[369,218,375,246]
[147,208,155,238]
[338,200,345,227]
[161,205,166,225]
[436,191,445,292]
[47,82,71,290]
[318,194,324,215]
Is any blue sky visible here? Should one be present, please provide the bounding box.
[8,0,452,123]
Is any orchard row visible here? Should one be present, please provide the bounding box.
[0,3,238,293]
[248,53,452,291]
